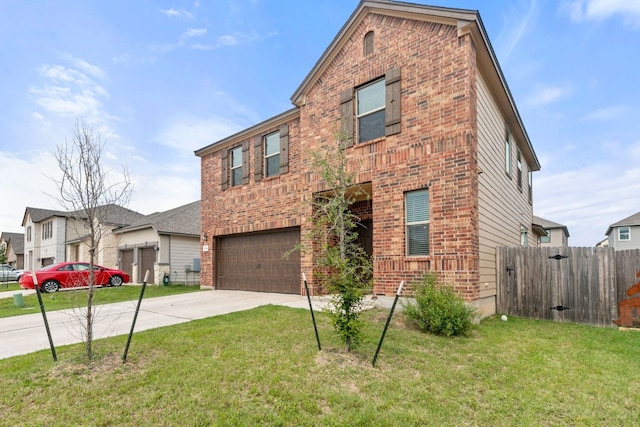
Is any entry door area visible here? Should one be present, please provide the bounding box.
[216,228,300,294]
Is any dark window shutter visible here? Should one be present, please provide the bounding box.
[221,150,229,190]
[254,135,263,182]
[340,88,354,147]
[242,141,250,184]
[279,124,289,174]
[385,67,401,136]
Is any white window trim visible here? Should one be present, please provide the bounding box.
[405,189,429,256]
[356,79,385,143]
[264,131,280,178]
[230,146,242,187]
[618,226,631,241]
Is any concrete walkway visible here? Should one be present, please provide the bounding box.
[0,289,329,360]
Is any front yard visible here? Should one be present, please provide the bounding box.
[0,305,637,425]
[0,284,199,318]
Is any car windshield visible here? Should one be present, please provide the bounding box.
[40,264,61,271]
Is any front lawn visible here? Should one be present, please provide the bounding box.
[0,306,638,425]
[0,284,200,318]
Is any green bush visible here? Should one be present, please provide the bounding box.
[403,273,477,337]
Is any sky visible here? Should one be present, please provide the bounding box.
[1,0,639,247]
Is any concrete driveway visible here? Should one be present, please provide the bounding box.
[0,289,327,360]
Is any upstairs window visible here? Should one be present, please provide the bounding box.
[517,150,523,191]
[520,225,529,247]
[505,127,511,176]
[619,226,630,241]
[340,68,401,146]
[254,124,289,181]
[528,169,533,204]
[230,146,243,187]
[42,221,53,240]
[221,141,249,190]
[27,226,32,242]
[540,230,550,243]
[264,132,281,178]
[406,189,429,256]
[357,79,385,143]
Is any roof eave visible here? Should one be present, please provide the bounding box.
[194,108,299,157]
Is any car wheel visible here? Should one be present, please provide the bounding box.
[42,280,60,293]
[109,275,123,287]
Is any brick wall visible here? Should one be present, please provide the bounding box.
[200,12,482,299]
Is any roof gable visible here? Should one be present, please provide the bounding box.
[289,0,539,171]
[115,201,201,237]
[606,210,640,236]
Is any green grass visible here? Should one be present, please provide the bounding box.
[0,281,21,292]
[1,307,638,426]
[0,284,200,318]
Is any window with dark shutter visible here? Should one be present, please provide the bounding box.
[230,146,242,187]
[221,150,229,190]
[254,135,263,182]
[385,67,401,136]
[340,88,354,146]
[279,124,289,174]
[241,141,250,185]
[357,79,385,143]
[264,131,280,178]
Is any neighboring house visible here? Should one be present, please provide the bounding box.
[595,238,609,248]
[195,0,541,317]
[113,201,201,285]
[533,216,570,247]
[0,232,24,269]
[605,211,640,250]
[21,205,145,271]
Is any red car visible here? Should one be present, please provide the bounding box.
[19,262,130,293]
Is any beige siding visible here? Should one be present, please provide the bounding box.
[117,228,158,247]
[168,235,200,284]
[476,72,534,311]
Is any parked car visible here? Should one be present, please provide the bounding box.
[19,262,130,293]
[0,264,24,282]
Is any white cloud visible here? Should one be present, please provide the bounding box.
[496,0,539,60]
[581,105,628,121]
[160,8,194,20]
[154,116,243,153]
[190,31,264,50]
[29,57,119,140]
[182,28,207,39]
[534,163,640,246]
[562,0,640,27]
[526,84,571,106]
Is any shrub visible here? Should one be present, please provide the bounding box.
[403,273,477,337]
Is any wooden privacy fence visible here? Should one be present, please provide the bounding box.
[496,247,640,327]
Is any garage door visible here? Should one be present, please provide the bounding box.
[217,228,300,294]
[139,247,156,284]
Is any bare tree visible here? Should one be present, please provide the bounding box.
[52,118,132,359]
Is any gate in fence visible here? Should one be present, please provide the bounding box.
[496,246,640,327]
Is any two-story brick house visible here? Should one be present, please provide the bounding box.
[195,0,541,316]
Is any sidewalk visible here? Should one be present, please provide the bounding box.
[0,289,330,360]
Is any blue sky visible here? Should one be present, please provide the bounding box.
[1,0,639,247]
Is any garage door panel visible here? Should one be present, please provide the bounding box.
[217,228,300,294]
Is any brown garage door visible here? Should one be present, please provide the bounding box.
[120,249,134,280]
[139,247,156,284]
[217,228,300,294]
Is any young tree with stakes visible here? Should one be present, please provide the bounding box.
[303,132,373,352]
[52,119,132,359]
